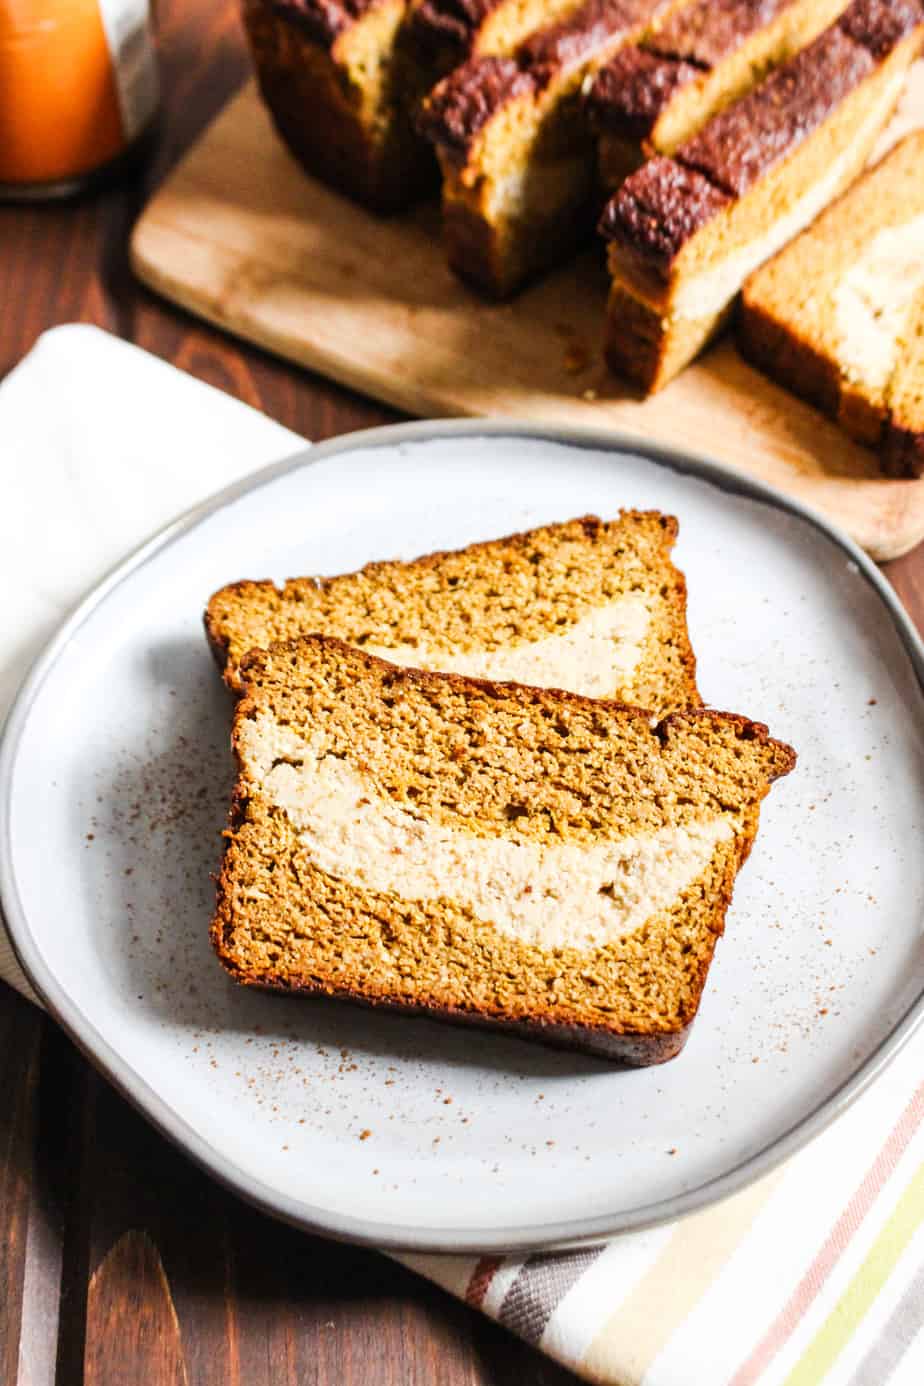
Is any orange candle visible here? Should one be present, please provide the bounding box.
[0,0,158,194]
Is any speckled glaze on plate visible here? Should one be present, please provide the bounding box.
[2,422,924,1253]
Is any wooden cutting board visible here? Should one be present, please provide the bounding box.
[131,72,924,560]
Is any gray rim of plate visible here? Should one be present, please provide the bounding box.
[2,418,924,1255]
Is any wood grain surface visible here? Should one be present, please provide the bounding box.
[130,69,924,560]
[0,2,922,1383]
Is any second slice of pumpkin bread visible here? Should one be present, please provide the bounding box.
[212,636,795,1063]
[586,0,850,191]
[244,0,594,213]
[597,0,924,392]
[205,512,700,716]
[416,0,691,297]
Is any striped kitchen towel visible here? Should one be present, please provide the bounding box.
[395,1027,924,1384]
[2,327,923,1386]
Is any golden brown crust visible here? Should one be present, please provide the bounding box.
[676,25,871,197]
[588,0,856,188]
[416,0,689,297]
[210,952,700,1062]
[414,53,530,162]
[598,0,924,273]
[598,155,732,275]
[586,44,700,141]
[417,0,674,161]
[600,1,922,393]
[599,29,870,269]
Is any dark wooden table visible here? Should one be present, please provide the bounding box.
[1,3,922,1382]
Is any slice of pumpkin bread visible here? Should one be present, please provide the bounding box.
[597,0,924,393]
[244,0,591,212]
[416,0,690,297]
[212,637,795,1063]
[404,0,587,73]
[739,132,924,477]
[396,0,590,116]
[205,513,700,716]
[586,0,850,191]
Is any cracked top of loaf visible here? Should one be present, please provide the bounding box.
[677,25,870,195]
[408,0,505,54]
[586,44,701,138]
[417,0,674,159]
[587,0,804,137]
[598,156,732,269]
[415,53,531,158]
[270,0,389,45]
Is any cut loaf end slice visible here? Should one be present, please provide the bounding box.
[739,131,924,477]
[242,0,430,213]
[212,636,796,1064]
[205,512,701,718]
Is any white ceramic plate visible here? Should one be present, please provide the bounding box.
[3,422,924,1253]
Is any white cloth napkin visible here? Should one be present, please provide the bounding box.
[0,325,299,1002]
[3,327,923,1386]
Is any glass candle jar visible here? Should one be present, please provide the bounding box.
[0,0,159,200]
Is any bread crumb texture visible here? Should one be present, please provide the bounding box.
[206,513,700,716]
[212,636,795,1060]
